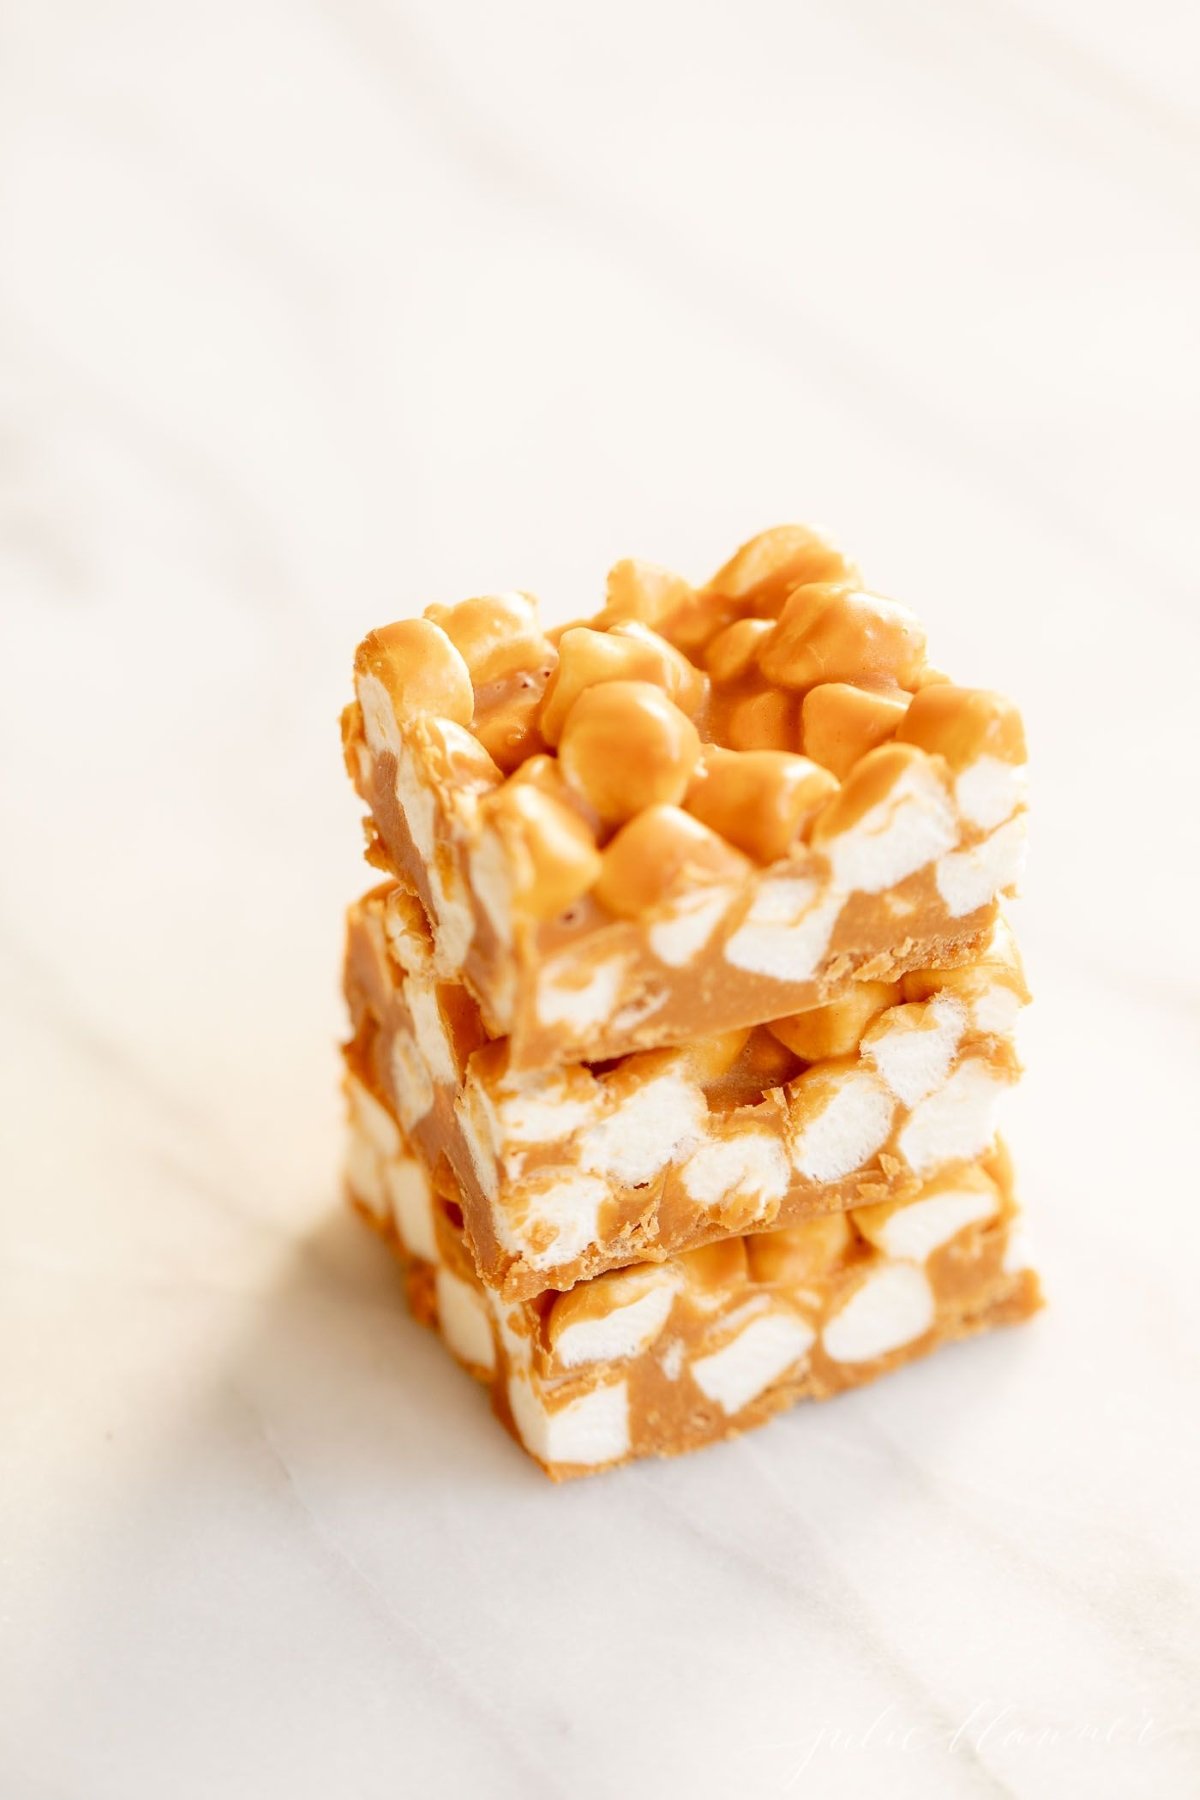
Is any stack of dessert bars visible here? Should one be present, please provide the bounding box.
[340,525,1040,1479]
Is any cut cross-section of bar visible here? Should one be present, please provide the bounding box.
[341,527,1028,1069]
[344,883,1026,1299]
[344,1108,1042,1481]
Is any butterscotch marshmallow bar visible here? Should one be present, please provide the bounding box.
[342,526,1027,1070]
[345,884,1026,1299]
[345,1115,1041,1480]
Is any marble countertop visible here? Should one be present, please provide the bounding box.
[3,3,1198,1795]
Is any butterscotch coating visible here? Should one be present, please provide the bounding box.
[898,683,1026,770]
[426,592,552,687]
[481,784,602,922]
[474,683,547,773]
[801,683,910,780]
[724,686,798,752]
[558,680,702,824]
[345,525,1028,1068]
[703,617,776,683]
[506,751,601,827]
[540,622,705,745]
[600,557,695,629]
[345,1118,1041,1479]
[759,584,927,691]
[355,617,475,727]
[685,747,836,863]
[593,804,751,918]
[345,884,1027,1299]
[706,524,860,611]
[766,980,900,1061]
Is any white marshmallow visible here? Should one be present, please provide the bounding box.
[864,994,967,1107]
[535,953,628,1033]
[826,758,957,895]
[898,1059,1007,1176]
[495,1075,601,1150]
[552,1274,680,1368]
[576,1070,706,1187]
[344,1129,387,1221]
[355,672,401,757]
[955,755,1027,832]
[648,887,737,968]
[859,1185,999,1262]
[383,893,437,978]
[680,1131,790,1216]
[435,1268,496,1372]
[455,1083,500,1199]
[405,977,457,1086]
[1003,1224,1035,1275]
[934,814,1027,918]
[508,1375,630,1467]
[822,1264,935,1362]
[467,832,514,952]
[386,1155,438,1261]
[394,738,437,865]
[970,982,1024,1037]
[723,882,842,983]
[690,1309,815,1413]
[505,1170,610,1269]
[348,1075,402,1160]
[389,1029,434,1132]
[791,1069,895,1183]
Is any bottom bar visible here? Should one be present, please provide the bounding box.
[345,1078,1041,1480]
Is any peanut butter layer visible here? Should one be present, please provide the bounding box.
[344,884,1026,1299]
[345,1120,1042,1481]
[342,525,1027,1070]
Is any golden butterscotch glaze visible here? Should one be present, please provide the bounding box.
[343,525,1028,1068]
[344,883,1027,1301]
[344,1109,1042,1480]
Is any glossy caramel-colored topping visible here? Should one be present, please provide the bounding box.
[801,683,910,780]
[897,683,1026,770]
[558,682,702,825]
[355,617,475,728]
[759,584,926,691]
[593,805,751,919]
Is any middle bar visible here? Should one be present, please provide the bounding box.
[344,883,1025,1300]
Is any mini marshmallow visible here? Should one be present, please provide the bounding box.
[898,1059,1007,1177]
[389,1028,435,1132]
[386,1154,438,1261]
[576,1070,706,1188]
[507,1375,631,1467]
[504,1169,611,1268]
[723,881,843,983]
[855,1183,999,1262]
[864,994,967,1107]
[680,1131,790,1216]
[825,758,957,895]
[550,1270,681,1368]
[955,755,1027,833]
[935,814,1027,917]
[648,887,736,968]
[691,1308,815,1413]
[435,1268,496,1373]
[790,1068,895,1183]
[822,1264,935,1363]
[344,1130,387,1221]
[535,953,629,1032]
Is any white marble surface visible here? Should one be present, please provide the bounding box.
[3,3,1199,1796]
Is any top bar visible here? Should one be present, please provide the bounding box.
[343,526,1027,1069]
